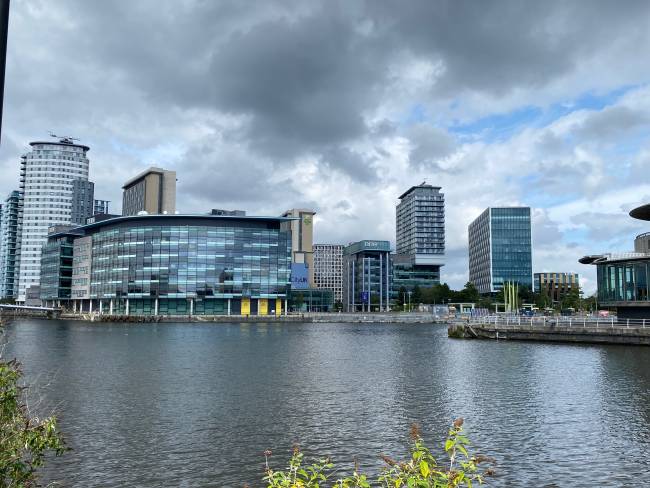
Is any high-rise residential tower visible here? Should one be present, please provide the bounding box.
[468,207,533,294]
[394,183,445,292]
[71,179,95,225]
[0,190,20,298]
[313,243,344,303]
[122,167,176,216]
[16,137,91,302]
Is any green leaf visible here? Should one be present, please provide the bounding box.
[445,439,454,451]
[419,460,430,477]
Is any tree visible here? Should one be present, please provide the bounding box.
[396,286,407,309]
[535,289,551,310]
[458,282,480,303]
[518,285,534,304]
[411,285,422,305]
[0,358,66,485]
[582,293,597,312]
[561,287,581,310]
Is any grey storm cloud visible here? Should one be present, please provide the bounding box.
[3,0,650,181]
[407,124,456,170]
[1,0,650,290]
[4,0,647,182]
[570,211,646,244]
[574,106,650,141]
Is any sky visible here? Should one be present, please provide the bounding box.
[1,1,650,294]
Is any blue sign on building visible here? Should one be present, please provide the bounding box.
[361,291,369,304]
[291,263,309,290]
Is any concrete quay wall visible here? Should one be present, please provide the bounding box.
[449,323,650,346]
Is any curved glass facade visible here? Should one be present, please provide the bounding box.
[597,259,649,303]
[42,215,292,316]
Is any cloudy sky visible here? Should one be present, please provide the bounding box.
[1,1,650,293]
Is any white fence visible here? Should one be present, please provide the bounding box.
[470,315,649,329]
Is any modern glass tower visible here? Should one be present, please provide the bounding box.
[16,137,91,302]
[468,207,533,294]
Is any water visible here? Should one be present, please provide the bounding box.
[3,319,650,487]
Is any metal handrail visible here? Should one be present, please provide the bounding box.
[469,315,649,329]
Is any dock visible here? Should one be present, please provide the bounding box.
[449,316,650,346]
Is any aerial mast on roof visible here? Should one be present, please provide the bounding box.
[48,131,80,144]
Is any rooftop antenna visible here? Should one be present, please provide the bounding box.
[49,131,80,144]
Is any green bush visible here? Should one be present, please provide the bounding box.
[262,419,494,487]
[0,357,66,487]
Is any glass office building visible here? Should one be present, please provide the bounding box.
[468,207,533,293]
[391,253,441,300]
[342,240,391,312]
[40,214,292,316]
[40,234,74,301]
[580,203,650,319]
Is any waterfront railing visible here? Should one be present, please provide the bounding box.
[470,315,649,328]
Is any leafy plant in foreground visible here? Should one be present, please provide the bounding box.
[262,418,495,487]
[0,358,66,487]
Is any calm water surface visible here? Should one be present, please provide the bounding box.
[4,319,650,487]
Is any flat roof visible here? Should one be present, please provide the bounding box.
[122,167,175,189]
[29,140,90,151]
[48,213,297,239]
[398,184,442,200]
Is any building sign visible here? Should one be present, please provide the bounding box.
[361,291,369,304]
[291,263,309,289]
[361,240,391,252]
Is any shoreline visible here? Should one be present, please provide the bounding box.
[3,312,451,325]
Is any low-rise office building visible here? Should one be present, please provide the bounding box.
[40,214,292,316]
[391,253,441,300]
[534,272,580,303]
[580,203,650,319]
[342,240,391,312]
[290,288,335,312]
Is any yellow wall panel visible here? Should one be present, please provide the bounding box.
[259,298,268,316]
[241,298,250,316]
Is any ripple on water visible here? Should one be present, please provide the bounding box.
[3,320,650,487]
